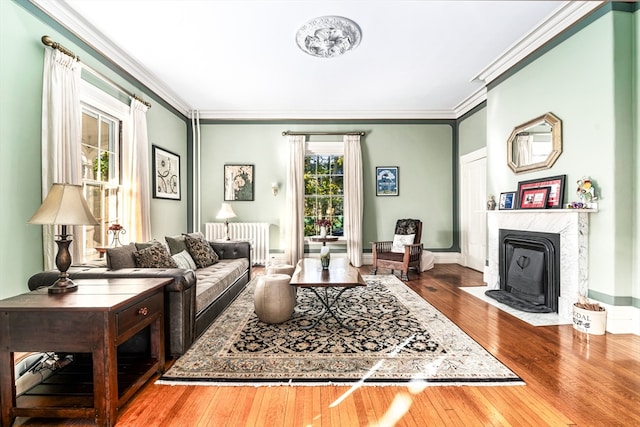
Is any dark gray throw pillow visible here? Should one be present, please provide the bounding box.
[184,234,219,268]
[133,243,178,268]
[166,232,206,255]
[106,243,137,269]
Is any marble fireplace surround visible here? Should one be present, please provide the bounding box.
[484,210,593,321]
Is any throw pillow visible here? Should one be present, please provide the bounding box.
[165,232,206,255]
[133,243,178,268]
[391,234,415,253]
[184,234,219,268]
[135,240,161,251]
[165,235,187,256]
[106,243,137,269]
[172,250,197,270]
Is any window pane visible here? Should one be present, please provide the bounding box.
[82,112,99,148]
[317,156,330,174]
[304,197,317,217]
[304,175,317,195]
[304,156,316,174]
[330,156,343,174]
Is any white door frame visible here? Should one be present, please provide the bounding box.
[460,148,487,271]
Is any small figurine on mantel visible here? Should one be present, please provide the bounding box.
[487,195,496,210]
[576,176,598,209]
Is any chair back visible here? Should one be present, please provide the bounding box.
[394,219,422,244]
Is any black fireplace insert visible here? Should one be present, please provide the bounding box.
[486,229,560,313]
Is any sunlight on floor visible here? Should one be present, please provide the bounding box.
[327,336,448,426]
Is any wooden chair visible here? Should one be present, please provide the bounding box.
[371,219,423,281]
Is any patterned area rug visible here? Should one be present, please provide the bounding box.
[158,275,522,386]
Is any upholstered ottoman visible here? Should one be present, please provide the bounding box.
[254,274,296,324]
[265,264,295,277]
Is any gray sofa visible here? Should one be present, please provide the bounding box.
[28,239,251,356]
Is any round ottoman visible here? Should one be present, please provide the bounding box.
[265,264,295,277]
[254,274,296,324]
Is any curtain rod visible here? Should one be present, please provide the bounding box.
[282,131,365,136]
[41,35,151,109]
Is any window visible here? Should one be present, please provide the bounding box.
[304,152,344,237]
[80,106,122,258]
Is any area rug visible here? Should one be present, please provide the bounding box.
[158,275,523,386]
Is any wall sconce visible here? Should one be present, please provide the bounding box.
[271,182,279,196]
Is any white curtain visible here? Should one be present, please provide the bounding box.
[284,135,306,265]
[343,134,363,267]
[123,98,152,242]
[515,134,531,166]
[41,48,82,269]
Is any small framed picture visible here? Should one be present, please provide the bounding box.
[519,187,550,209]
[152,145,180,200]
[224,164,254,201]
[376,166,399,196]
[499,192,516,210]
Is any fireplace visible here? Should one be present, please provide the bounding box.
[485,210,591,321]
[486,229,560,313]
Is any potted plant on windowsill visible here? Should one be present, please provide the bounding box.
[573,295,606,335]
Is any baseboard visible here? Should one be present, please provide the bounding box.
[599,303,640,335]
[361,252,460,266]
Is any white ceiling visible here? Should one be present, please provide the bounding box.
[34,1,602,119]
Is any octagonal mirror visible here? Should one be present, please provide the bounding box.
[507,112,562,174]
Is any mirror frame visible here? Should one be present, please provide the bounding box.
[507,112,562,174]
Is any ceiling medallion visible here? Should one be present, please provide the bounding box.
[296,16,362,58]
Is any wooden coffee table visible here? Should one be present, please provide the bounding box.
[289,258,366,329]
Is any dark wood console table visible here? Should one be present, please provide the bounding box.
[0,278,171,427]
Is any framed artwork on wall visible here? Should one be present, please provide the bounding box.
[516,174,566,209]
[152,145,180,200]
[224,164,254,201]
[376,166,399,196]
[499,192,516,210]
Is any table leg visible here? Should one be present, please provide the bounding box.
[301,287,355,330]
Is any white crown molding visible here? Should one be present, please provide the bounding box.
[454,86,487,117]
[195,109,458,120]
[471,1,605,85]
[29,0,192,117]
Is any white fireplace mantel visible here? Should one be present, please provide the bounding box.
[484,209,595,321]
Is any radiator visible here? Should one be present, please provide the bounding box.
[205,222,269,265]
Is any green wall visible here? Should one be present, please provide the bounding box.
[486,8,638,306]
[0,0,188,299]
[198,122,455,253]
[458,104,487,156]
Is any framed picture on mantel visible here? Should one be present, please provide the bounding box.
[499,192,516,210]
[516,174,566,209]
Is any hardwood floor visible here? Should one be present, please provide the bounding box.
[14,264,640,426]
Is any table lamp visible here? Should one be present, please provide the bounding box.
[216,202,237,240]
[28,183,99,293]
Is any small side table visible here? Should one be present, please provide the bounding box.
[95,247,109,258]
[309,236,340,246]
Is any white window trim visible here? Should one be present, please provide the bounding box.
[79,80,130,258]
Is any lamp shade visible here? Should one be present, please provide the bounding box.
[216,202,237,220]
[28,183,99,226]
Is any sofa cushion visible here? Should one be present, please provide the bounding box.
[194,258,249,314]
[184,235,219,268]
[172,250,197,270]
[106,243,137,269]
[166,232,206,255]
[133,243,178,268]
